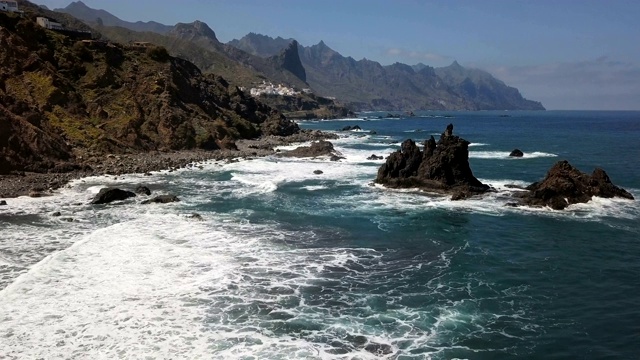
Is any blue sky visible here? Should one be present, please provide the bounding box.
[36,0,640,110]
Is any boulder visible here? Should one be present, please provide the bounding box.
[375,124,489,197]
[364,342,393,355]
[0,200,6,206]
[29,190,46,198]
[518,160,634,210]
[280,140,338,158]
[367,154,384,160]
[341,125,361,131]
[135,186,151,196]
[313,170,323,174]
[509,149,524,157]
[187,213,203,221]
[91,188,136,204]
[142,195,180,204]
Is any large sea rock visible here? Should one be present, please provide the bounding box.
[280,140,339,158]
[518,160,634,210]
[375,124,489,199]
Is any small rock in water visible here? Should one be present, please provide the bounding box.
[367,154,383,160]
[313,170,323,175]
[0,200,7,206]
[91,188,136,205]
[509,148,524,157]
[187,213,203,221]
[330,155,344,162]
[364,342,393,355]
[142,195,180,204]
[52,211,62,217]
[135,186,151,196]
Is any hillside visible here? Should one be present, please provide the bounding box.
[230,33,545,111]
[0,10,297,174]
[54,0,172,34]
[55,1,544,111]
[434,61,544,110]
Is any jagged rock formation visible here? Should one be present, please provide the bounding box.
[517,161,634,210]
[228,33,294,58]
[271,40,306,83]
[0,11,297,174]
[375,124,489,199]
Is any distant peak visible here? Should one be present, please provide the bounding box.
[318,40,326,47]
[275,39,306,82]
[66,1,89,9]
[172,20,218,41]
[450,60,462,68]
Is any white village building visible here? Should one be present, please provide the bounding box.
[0,1,20,13]
[36,17,65,31]
[249,81,300,97]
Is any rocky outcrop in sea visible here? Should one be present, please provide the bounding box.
[517,160,635,210]
[375,124,489,199]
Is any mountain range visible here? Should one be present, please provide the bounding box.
[56,1,544,111]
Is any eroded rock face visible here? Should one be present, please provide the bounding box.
[375,124,489,197]
[518,160,634,210]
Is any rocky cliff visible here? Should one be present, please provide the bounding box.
[0,11,297,174]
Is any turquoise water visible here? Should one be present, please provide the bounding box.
[0,111,639,359]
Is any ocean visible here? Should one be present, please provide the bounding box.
[1,111,639,359]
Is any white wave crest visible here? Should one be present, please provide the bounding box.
[469,151,558,159]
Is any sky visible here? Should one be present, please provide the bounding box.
[35,0,640,110]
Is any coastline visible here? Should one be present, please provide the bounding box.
[0,130,335,200]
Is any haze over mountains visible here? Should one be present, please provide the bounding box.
[56,1,544,111]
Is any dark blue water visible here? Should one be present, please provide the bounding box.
[1,111,639,359]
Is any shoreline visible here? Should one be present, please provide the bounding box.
[0,130,336,200]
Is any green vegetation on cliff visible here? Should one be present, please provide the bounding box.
[0,11,297,174]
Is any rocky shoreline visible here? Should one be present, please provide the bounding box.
[0,130,336,200]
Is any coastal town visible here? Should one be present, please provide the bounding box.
[246,81,312,97]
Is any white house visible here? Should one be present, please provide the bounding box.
[0,1,19,13]
[36,17,64,31]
